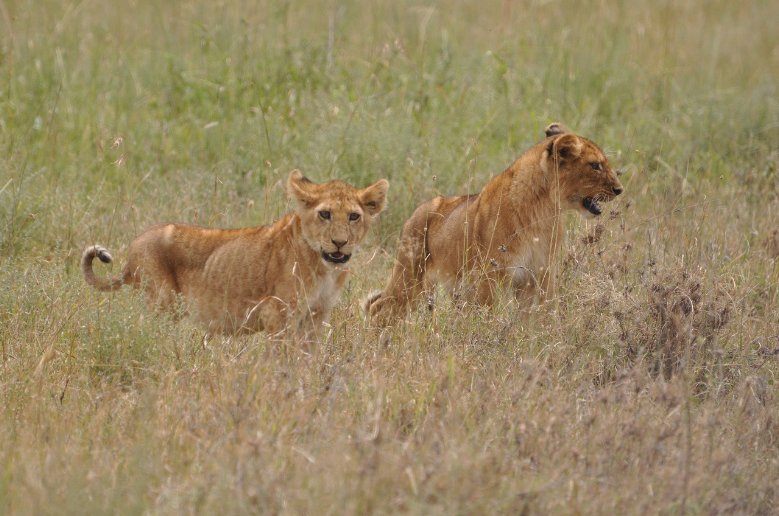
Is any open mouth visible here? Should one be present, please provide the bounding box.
[582,197,603,216]
[322,251,351,264]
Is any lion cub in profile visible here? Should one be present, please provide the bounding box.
[365,124,623,326]
[82,170,389,336]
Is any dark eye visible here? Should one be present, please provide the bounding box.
[590,162,602,171]
[349,212,361,222]
[319,210,331,220]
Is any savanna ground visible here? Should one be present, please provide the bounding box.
[1,0,779,513]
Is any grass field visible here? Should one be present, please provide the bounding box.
[2,0,779,513]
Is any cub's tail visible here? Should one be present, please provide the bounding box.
[81,245,124,292]
[544,122,569,137]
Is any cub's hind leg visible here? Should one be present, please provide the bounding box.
[122,233,182,314]
[365,210,431,327]
[126,261,180,313]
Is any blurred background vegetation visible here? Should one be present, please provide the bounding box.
[2,0,776,257]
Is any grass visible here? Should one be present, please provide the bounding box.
[1,0,779,513]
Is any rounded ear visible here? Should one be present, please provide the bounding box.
[359,179,389,216]
[552,134,583,161]
[287,169,316,209]
[544,122,569,137]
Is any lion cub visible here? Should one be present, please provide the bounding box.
[82,170,389,336]
[365,124,623,326]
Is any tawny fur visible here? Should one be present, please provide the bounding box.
[365,124,623,326]
[82,170,389,336]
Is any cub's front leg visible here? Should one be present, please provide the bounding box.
[294,270,349,341]
[254,297,292,337]
[214,296,290,337]
[511,265,554,310]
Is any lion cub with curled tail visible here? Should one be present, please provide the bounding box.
[82,170,389,336]
[365,124,623,326]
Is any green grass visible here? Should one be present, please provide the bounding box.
[2,0,779,513]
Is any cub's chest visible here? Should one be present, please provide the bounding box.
[503,243,551,284]
[301,270,344,309]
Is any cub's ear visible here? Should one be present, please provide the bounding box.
[287,169,317,209]
[544,122,569,137]
[552,133,583,161]
[359,179,389,216]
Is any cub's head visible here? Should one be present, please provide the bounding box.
[542,126,624,217]
[287,170,389,266]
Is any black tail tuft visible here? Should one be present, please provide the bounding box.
[97,249,112,263]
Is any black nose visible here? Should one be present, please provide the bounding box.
[332,239,347,248]
[612,186,623,195]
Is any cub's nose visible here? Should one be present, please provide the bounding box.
[612,186,623,195]
[332,239,347,249]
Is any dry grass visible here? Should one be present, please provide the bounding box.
[1,0,779,513]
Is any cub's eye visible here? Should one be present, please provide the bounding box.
[348,212,361,222]
[319,210,331,220]
[590,162,602,171]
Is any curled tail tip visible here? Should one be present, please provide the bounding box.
[97,248,113,263]
[544,122,569,137]
[83,244,113,264]
[82,244,122,291]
